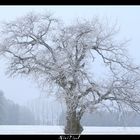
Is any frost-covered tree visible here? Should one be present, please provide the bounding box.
[1,12,140,134]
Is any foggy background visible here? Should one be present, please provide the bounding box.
[0,6,140,126]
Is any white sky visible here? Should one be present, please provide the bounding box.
[0,6,140,105]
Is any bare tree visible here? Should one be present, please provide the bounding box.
[0,12,140,134]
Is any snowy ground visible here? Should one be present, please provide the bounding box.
[0,125,140,134]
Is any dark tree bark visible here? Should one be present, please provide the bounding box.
[64,110,83,135]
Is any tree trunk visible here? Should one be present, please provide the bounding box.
[64,110,83,135]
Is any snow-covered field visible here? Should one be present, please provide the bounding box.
[0,125,140,134]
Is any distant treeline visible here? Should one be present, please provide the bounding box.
[1,90,140,126]
[0,91,36,125]
[27,97,140,126]
[59,110,140,127]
